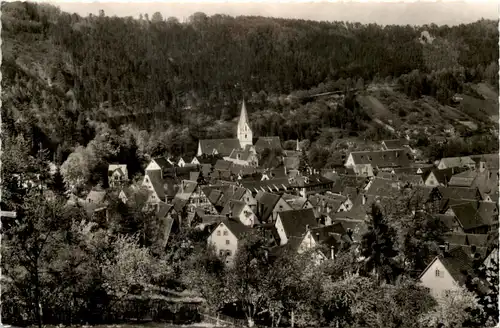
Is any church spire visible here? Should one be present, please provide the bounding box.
[237,99,253,149]
[239,99,249,127]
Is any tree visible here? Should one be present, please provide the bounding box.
[49,166,67,196]
[2,191,68,328]
[180,245,228,324]
[360,203,401,284]
[418,286,482,328]
[60,146,92,192]
[225,230,269,327]
[102,234,172,302]
[298,148,309,175]
[151,11,163,23]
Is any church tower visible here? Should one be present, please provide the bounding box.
[237,99,253,149]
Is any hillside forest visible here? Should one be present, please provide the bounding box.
[2,2,499,189]
[1,3,499,328]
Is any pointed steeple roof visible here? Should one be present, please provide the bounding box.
[239,99,249,127]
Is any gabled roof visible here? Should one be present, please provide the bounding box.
[255,191,282,221]
[228,149,254,161]
[157,203,174,219]
[437,186,482,201]
[199,139,241,157]
[349,149,412,167]
[365,178,400,196]
[171,197,189,213]
[214,160,233,171]
[330,175,368,194]
[278,208,318,238]
[424,168,456,185]
[151,157,175,171]
[281,193,309,210]
[308,194,346,212]
[174,180,198,200]
[218,218,252,239]
[221,199,247,218]
[450,202,491,230]
[438,156,476,168]
[381,139,409,150]
[420,246,475,286]
[254,136,282,152]
[108,164,128,176]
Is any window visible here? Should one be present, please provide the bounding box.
[226,240,230,245]
[217,231,221,236]
[219,250,225,256]
[435,269,443,278]
[226,250,232,256]
[223,230,228,236]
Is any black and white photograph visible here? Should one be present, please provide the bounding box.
[1,1,499,327]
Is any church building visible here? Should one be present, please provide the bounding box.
[197,100,281,158]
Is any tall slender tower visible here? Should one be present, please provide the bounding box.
[237,99,253,148]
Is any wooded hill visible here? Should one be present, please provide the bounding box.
[2,1,498,166]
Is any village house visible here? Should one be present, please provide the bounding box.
[220,199,259,227]
[436,156,476,170]
[171,180,218,226]
[145,157,175,178]
[207,218,252,265]
[344,149,413,177]
[381,139,411,151]
[281,193,314,211]
[275,208,318,246]
[142,171,166,205]
[108,164,128,188]
[308,194,352,224]
[223,148,259,167]
[419,245,478,300]
[255,191,293,223]
[156,203,180,248]
[441,201,497,234]
[254,136,283,153]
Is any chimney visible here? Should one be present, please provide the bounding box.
[362,194,367,205]
[331,246,335,260]
[305,224,310,232]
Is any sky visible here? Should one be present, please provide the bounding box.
[45,0,498,26]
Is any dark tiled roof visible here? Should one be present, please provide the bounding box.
[146,170,166,200]
[278,208,318,238]
[281,193,309,210]
[255,191,281,221]
[438,246,476,286]
[172,197,189,212]
[157,203,174,219]
[151,157,175,171]
[423,168,456,185]
[254,136,282,152]
[199,139,241,157]
[438,156,476,168]
[349,149,412,168]
[450,202,491,230]
[437,186,482,201]
[382,139,409,150]
[228,149,255,161]
[365,178,401,196]
[221,200,247,218]
[196,154,223,165]
[220,218,252,239]
[331,175,368,194]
